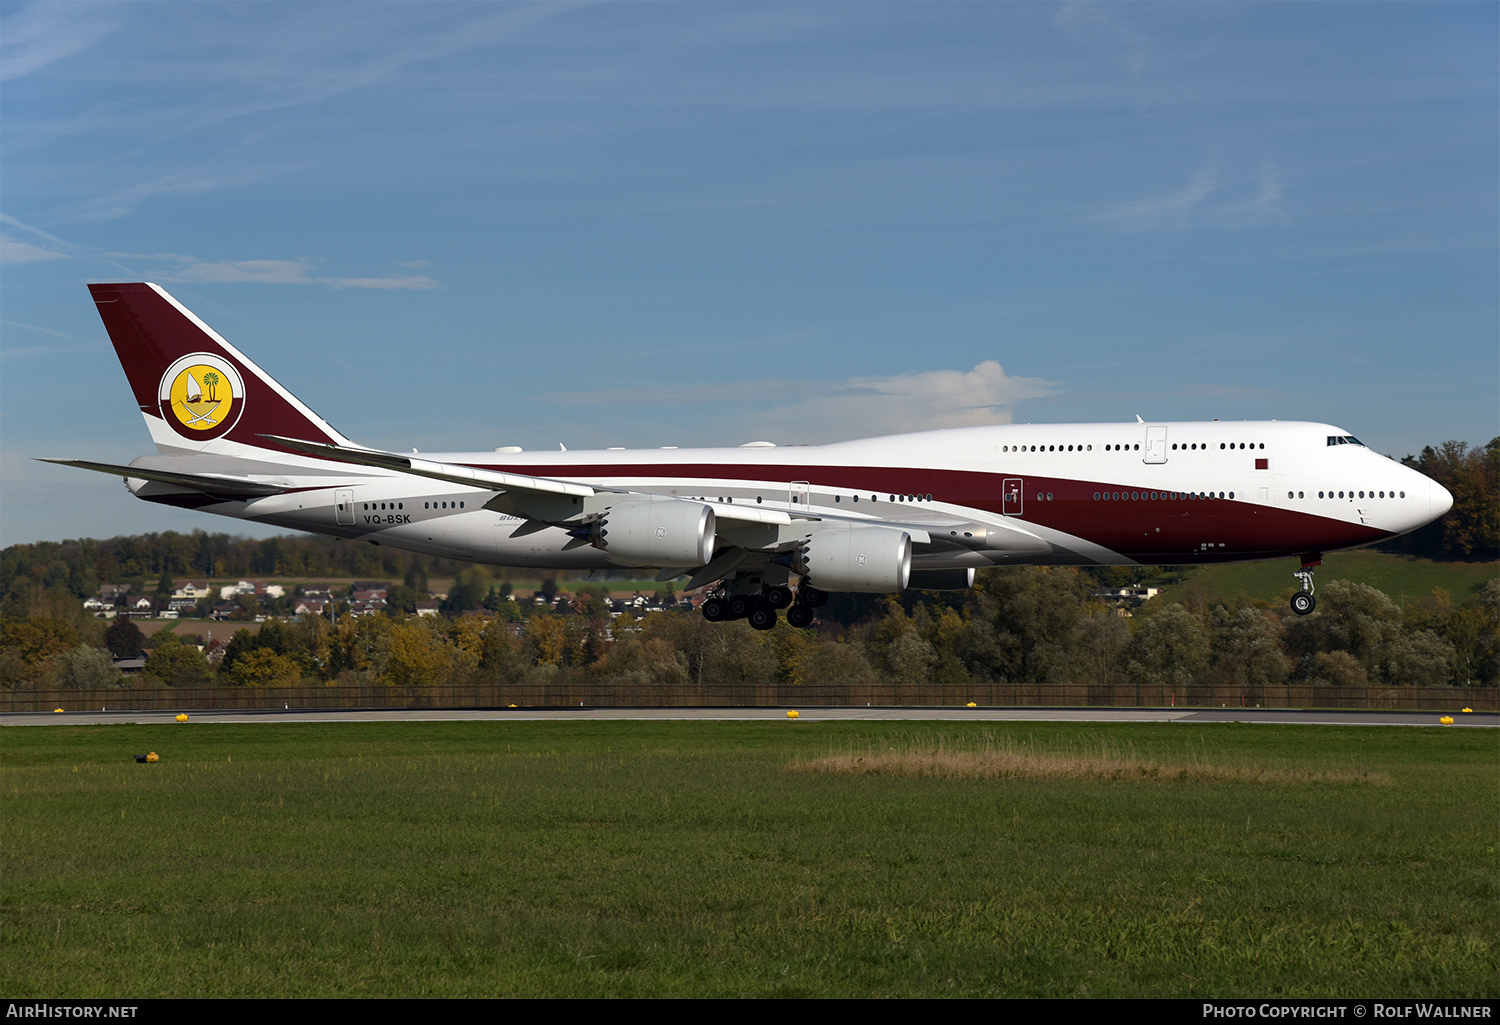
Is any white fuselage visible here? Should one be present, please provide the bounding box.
[127,418,1448,570]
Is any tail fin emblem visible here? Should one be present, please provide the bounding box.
[159,353,244,440]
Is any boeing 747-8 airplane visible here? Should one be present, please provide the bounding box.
[44,283,1454,629]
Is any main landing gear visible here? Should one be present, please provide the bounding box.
[1290,553,1321,616]
[700,583,825,630]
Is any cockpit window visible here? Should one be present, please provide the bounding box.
[1326,435,1365,447]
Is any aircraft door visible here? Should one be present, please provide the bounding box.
[335,489,354,525]
[789,481,810,509]
[1144,426,1167,464]
[1002,478,1023,516]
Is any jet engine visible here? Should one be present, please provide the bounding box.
[906,567,975,591]
[569,499,716,567]
[790,527,912,593]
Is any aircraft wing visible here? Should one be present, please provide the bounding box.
[37,458,294,499]
[261,434,599,498]
[261,434,802,528]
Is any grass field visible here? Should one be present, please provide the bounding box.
[1152,551,1497,608]
[3,720,1495,998]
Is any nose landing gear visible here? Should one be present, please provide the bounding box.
[1290,553,1321,615]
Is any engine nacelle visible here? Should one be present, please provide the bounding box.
[792,527,912,593]
[906,567,975,591]
[576,500,716,568]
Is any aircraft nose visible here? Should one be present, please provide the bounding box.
[1430,479,1454,521]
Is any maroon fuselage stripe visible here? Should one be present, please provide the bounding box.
[474,460,1387,562]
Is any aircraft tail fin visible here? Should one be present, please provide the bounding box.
[88,282,351,455]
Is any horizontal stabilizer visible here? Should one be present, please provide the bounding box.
[38,458,292,498]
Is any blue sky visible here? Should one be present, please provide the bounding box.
[2,2,1495,546]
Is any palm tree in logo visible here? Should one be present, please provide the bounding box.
[202,371,221,403]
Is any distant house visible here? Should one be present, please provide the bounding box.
[1090,587,1161,605]
[172,581,210,600]
[83,596,116,617]
[219,580,285,600]
[414,601,440,617]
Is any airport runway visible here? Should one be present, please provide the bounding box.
[4,706,1494,727]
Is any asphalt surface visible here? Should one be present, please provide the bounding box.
[4,706,1494,727]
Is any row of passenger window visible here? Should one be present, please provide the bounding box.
[694,494,935,505]
[1001,442,1266,453]
[1289,490,1404,500]
[363,501,472,510]
[1092,491,1233,501]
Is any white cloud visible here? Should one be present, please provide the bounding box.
[547,361,1054,443]
[324,276,440,291]
[780,361,1054,438]
[1218,159,1287,228]
[167,259,318,285]
[1092,164,1219,232]
[1053,2,1155,81]
[0,3,117,82]
[0,234,68,264]
[0,212,74,263]
[1091,157,1287,232]
[129,254,442,290]
[75,167,276,221]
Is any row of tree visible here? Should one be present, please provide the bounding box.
[5,566,1496,693]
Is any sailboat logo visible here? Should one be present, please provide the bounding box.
[158,353,245,440]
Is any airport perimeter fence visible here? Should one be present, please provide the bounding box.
[5,680,1494,713]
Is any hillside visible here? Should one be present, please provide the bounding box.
[1152,551,1496,609]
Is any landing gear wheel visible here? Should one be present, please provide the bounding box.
[798,586,828,608]
[727,594,755,620]
[748,606,778,631]
[786,604,815,630]
[702,597,728,622]
[1291,560,1318,616]
[763,585,793,609]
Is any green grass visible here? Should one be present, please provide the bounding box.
[1153,550,1498,608]
[3,721,1495,997]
